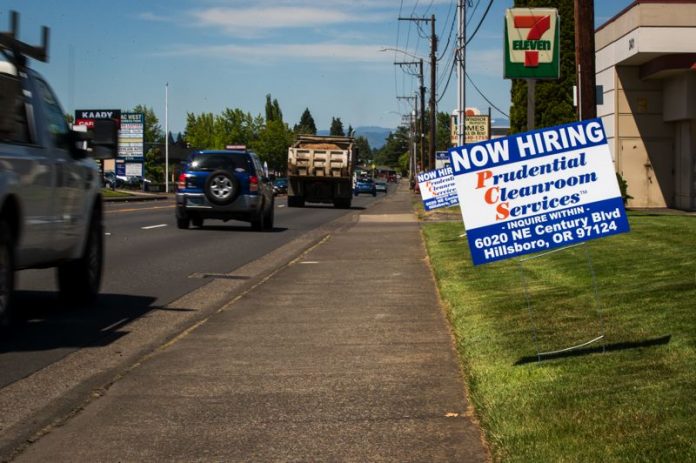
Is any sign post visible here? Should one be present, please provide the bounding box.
[504,8,560,130]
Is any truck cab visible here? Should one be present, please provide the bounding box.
[0,11,118,326]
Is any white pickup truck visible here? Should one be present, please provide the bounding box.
[0,11,117,326]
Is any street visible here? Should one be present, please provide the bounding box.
[0,192,386,459]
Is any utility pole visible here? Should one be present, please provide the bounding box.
[575,0,596,120]
[396,95,423,172]
[399,15,437,170]
[457,0,466,147]
[429,14,437,170]
[395,59,426,171]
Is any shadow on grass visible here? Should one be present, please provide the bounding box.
[514,335,672,365]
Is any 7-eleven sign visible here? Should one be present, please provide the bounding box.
[504,8,560,79]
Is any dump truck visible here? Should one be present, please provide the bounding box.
[287,135,356,208]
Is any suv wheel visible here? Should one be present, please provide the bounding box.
[0,220,14,327]
[204,170,240,206]
[264,200,274,230]
[251,207,265,231]
[57,210,103,306]
[177,216,190,229]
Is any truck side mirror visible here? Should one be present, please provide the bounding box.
[91,119,119,159]
[70,119,118,160]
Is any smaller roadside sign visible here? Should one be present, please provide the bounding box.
[417,166,459,211]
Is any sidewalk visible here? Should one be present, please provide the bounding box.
[15,184,488,462]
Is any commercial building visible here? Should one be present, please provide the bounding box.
[596,0,696,210]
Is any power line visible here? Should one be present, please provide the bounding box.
[466,0,494,45]
[466,72,509,118]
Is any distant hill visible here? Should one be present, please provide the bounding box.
[317,126,393,149]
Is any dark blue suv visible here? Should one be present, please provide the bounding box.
[175,150,274,230]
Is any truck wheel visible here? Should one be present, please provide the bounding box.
[0,220,14,327]
[287,196,304,208]
[57,210,103,306]
[204,170,240,206]
[192,216,204,227]
[333,199,351,209]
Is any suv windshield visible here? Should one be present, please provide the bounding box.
[188,153,252,172]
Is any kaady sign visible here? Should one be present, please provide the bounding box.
[449,119,629,265]
[504,8,560,79]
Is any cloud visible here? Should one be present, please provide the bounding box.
[156,42,392,63]
[191,6,386,34]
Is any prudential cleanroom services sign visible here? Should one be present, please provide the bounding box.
[449,119,629,266]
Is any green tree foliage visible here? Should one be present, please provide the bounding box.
[510,0,576,133]
[131,105,165,182]
[184,112,216,149]
[436,111,452,151]
[353,136,372,165]
[293,108,317,135]
[374,126,409,167]
[265,94,283,122]
[252,119,292,174]
[330,117,345,136]
[132,104,163,144]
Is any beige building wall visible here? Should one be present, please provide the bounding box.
[595,0,696,210]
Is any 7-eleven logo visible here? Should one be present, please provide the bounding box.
[504,8,559,78]
[513,15,551,67]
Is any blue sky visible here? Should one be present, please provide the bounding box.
[3,1,632,137]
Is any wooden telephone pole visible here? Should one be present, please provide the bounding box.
[575,0,596,120]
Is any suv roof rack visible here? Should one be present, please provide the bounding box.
[0,10,49,67]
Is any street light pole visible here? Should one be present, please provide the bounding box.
[165,82,169,193]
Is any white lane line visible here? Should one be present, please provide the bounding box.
[142,224,168,230]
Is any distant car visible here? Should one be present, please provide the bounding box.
[102,171,125,189]
[175,149,274,230]
[375,181,388,194]
[354,178,376,197]
[273,177,288,196]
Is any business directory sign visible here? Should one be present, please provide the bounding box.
[449,118,629,265]
[417,166,459,211]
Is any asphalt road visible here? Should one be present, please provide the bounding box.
[0,192,385,390]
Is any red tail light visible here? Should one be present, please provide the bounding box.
[177,173,186,190]
[249,175,259,192]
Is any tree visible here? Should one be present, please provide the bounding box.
[131,105,165,182]
[436,111,451,151]
[510,0,576,133]
[330,117,345,136]
[374,126,409,167]
[347,125,354,137]
[265,94,283,123]
[353,136,372,165]
[184,112,216,149]
[253,119,292,174]
[132,105,163,144]
[293,108,317,135]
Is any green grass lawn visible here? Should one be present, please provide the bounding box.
[101,188,134,198]
[422,212,696,462]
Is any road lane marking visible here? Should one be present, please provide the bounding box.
[105,204,174,214]
[142,224,168,230]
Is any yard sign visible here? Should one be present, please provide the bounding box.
[449,119,629,265]
[417,166,459,211]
